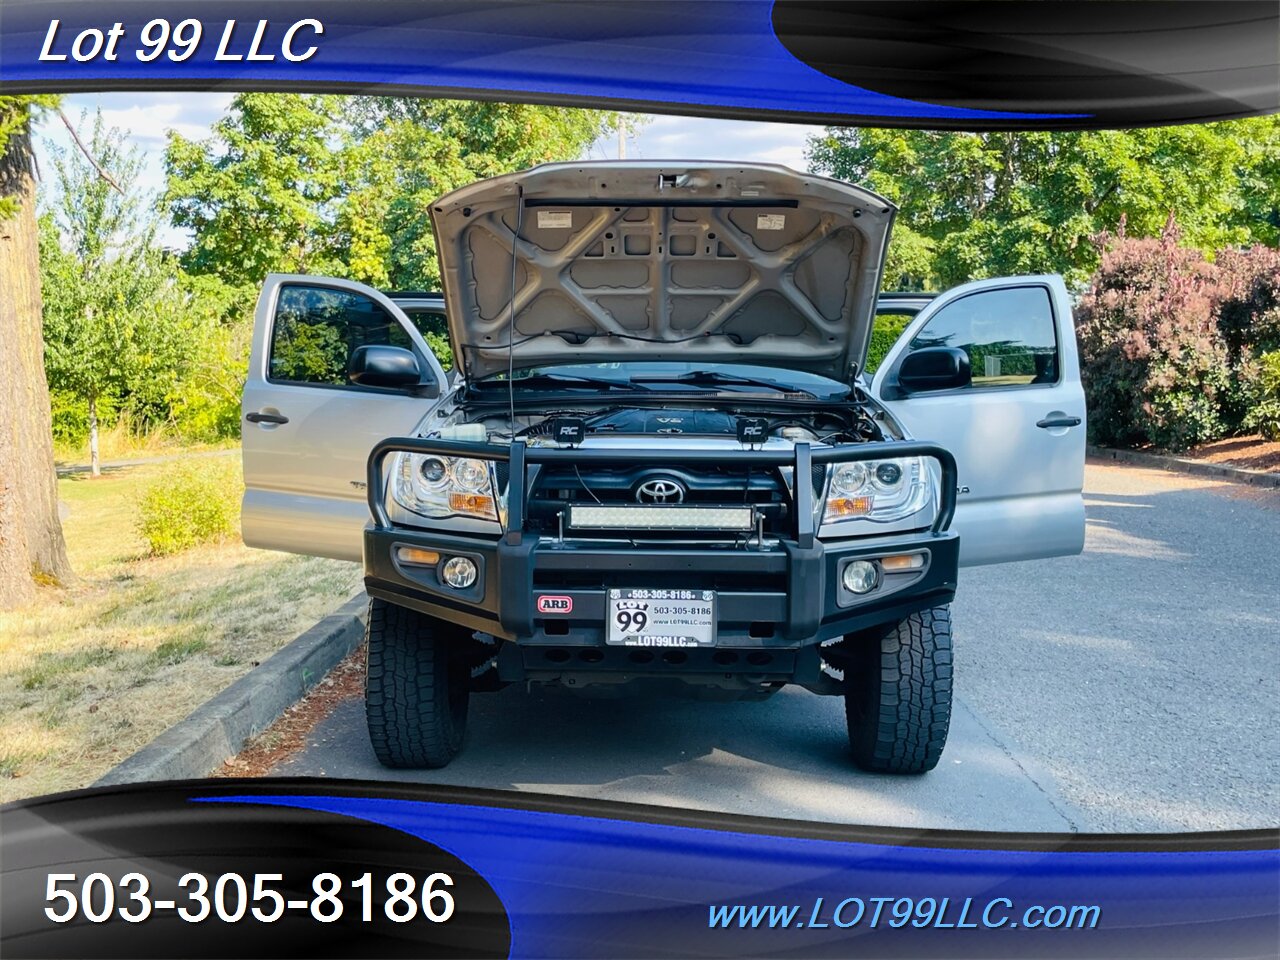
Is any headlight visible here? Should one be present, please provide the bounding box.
[822,457,932,524]
[391,453,499,522]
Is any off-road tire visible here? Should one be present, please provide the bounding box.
[365,598,471,769]
[844,606,953,774]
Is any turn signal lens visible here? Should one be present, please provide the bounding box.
[826,496,873,518]
[396,547,441,566]
[881,553,926,572]
[449,493,495,515]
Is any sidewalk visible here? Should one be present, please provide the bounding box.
[55,447,237,477]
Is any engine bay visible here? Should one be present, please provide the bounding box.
[421,400,889,540]
[436,401,886,448]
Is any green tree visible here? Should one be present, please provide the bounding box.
[807,118,1280,289]
[0,95,72,607]
[41,112,194,477]
[338,100,623,290]
[165,93,344,290]
[164,273,254,442]
[166,94,622,293]
[1231,118,1280,248]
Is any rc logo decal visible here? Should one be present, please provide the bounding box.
[537,595,573,614]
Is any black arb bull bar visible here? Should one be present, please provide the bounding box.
[365,437,958,644]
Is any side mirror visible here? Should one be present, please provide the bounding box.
[897,347,972,393]
[348,345,423,389]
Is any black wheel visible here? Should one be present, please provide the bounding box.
[844,605,953,774]
[365,598,472,769]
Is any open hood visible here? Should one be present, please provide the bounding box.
[430,161,895,382]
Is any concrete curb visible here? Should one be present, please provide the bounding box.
[96,594,368,786]
[1088,445,1280,489]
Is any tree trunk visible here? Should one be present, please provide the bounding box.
[0,101,73,608]
[87,396,100,478]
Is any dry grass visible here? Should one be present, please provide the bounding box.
[0,459,362,802]
[52,418,237,469]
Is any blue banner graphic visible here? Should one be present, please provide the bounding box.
[2,1,1277,129]
[202,791,1280,957]
[3,780,1276,957]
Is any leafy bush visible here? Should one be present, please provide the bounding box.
[1245,400,1280,441]
[1076,218,1231,451]
[424,331,453,371]
[137,458,242,556]
[169,322,248,442]
[864,313,913,375]
[1243,350,1280,441]
[1214,245,1280,361]
[1257,349,1280,396]
[1212,246,1280,431]
[170,387,242,443]
[48,389,105,446]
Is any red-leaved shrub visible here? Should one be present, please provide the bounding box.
[1214,245,1280,361]
[1213,245,1280,425]
[1075,217,1231,451]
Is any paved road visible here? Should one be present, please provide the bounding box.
[956,462,1279,833]
[270,462,1280,833]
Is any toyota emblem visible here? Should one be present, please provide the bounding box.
[636,478,686,503]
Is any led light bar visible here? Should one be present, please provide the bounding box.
[568,504,755,531]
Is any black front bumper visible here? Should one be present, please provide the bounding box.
[363,436,959,690]
[367,524,957,641]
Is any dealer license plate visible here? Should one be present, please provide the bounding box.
[605,588,716,647]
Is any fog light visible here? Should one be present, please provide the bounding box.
[441,556,477,589]
[842,560,878,595]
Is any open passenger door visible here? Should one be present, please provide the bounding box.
[868,275,1086,566]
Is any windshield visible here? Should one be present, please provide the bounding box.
[475,362,852,399]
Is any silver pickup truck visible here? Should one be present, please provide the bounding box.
[239,161,1086,774]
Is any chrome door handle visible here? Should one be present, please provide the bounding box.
[1036,415,1081,429]
[246,411,289,425]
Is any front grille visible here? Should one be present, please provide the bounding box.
[522,462,792,536]
[532,463,785,504]
[811,461,827,496]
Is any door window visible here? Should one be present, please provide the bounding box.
[400,307,453,372]
[904,286,1058,388]
[269,284,415,386]
[867,308,920,375]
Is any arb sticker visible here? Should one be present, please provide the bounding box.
[537,595,573,614]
